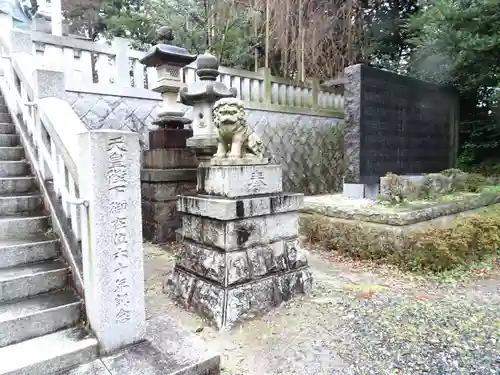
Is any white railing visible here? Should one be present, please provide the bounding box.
[182,64,344,114]
[28,28,343,114]
[30,30,158,89]
[0,30,88,294]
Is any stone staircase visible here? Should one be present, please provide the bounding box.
[0,93,98,374]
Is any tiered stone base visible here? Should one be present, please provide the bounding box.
[167,164,313,329]
[141,129,198,243]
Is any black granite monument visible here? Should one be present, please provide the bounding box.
[343,64,459,197]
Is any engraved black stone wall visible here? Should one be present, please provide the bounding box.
[345,64,459,184]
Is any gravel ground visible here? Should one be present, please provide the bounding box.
[143,242,500,375]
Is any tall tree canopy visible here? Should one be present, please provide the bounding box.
[408,0,500,167]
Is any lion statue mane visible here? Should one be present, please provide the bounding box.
[212,97,266,161]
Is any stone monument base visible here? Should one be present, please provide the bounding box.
[168,265,312,330]
[141,147,197,244]
[167,164,312,329]
[343,182,379,200]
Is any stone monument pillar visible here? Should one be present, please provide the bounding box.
[139,27,198,243]
[180,52,237,163]
[167,97,312,330]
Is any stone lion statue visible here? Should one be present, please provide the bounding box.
[211,97,267,164]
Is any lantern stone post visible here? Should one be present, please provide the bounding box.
[180,52,237,163]
[139,27,199,243]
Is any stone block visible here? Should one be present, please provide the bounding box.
[342,183,365,199]
[177,193,303,220]
[141,168,197,182]
[142,182,196,202]
[197,164,283,198]
[180,212,299,251]
[142,148,197,169]
[149,128,193,149]
[141,200,177,223]
[142,220,179,244]
[78,131,146,353]
[167,267,312,330]
[174,238,303,287]
[364,184,380,200]
[175,242,228,285]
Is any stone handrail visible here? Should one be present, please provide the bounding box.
[0,29,88,295]
[1,29,147,352]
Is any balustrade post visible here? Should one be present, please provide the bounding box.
[77,130,146,354]
[113,37,131,87]
[260,67,272,105]
[311,77,320,109]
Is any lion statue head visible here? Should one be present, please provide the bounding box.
[213,97,247,133]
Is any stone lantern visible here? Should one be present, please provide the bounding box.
[180,52,237,163]
[140,26,197,148]
[139,27,199,244]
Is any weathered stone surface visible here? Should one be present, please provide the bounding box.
[142,148,197,169]
[226,251,251,286]
[177,193,303,220]
[167,267,312,330]
[344,64,362,184]
[189,277,226,329]
[303,192,500,226]
[175,242,227,285]
[169,268,196,308]
[197,164,283,197]
[181,212,299,251]
[174,239,302,287]
[285,238,308,269]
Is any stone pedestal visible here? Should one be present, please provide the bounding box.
[167,164,313,330]
[142,129,198,244]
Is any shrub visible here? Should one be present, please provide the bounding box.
[300,205,500,273]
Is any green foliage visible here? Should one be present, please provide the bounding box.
[301,203,500,273]
[100,0,256,67]
[364,0,420,73]
[407,0,500,165]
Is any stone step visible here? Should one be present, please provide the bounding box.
[0,161,29,178]
[0,193,42,216]
[0,260,68,303]
[0,135,19,148]
[0,215,49,239]
[0,123,15,135]
[0,236,59,268]
[0,147,24,161]
[0,113,10,124]
[0,290,81,347]
[0,105,8,114]
[0,327,98,375]
[0,97,4,106]
[0,177,36,194]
